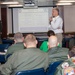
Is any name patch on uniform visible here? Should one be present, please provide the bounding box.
[64,67,75,75]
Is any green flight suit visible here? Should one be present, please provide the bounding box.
[0,47,49,75]
[40,41,61,52]
[5,42,24,59]
[54,57,75,75]
[48,46,69,64]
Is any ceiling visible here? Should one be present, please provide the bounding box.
[0,0,75,7]
[0,0,57,7]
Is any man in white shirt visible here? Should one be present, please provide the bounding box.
[49,7,63,46]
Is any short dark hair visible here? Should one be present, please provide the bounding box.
[47,30,55,37]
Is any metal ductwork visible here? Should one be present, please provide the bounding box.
[0,0,55,6]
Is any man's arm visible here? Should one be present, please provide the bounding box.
[54,64,64,75]
[50,18,63,30]
[54,69,63,75]
[0,52,18,75]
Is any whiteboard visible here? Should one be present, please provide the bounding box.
[13,7,53,33]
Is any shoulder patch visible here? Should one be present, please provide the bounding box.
[71,57,75,64]
[61,62,69,69]
[64,67,75,75]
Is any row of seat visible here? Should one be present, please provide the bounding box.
[0,44,10,63]
[15,61,63,75]
[2,39,14,45]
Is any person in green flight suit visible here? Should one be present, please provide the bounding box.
[0,34,49,75]
[40,30,55,52]
[54,47,75,75]
[5,32,24,60]
[48,35,69,64]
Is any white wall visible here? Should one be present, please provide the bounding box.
[7,8,12,34]
[64,5,75,33]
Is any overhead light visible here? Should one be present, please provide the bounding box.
[58,0,75,3]
[1,1,19,5]
[56,2,72,5]
[7,4,23,7]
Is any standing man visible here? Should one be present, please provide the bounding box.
[49,7,63,46]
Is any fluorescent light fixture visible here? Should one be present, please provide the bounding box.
[1,1,19,4]
[7,4,23,7]
[56,2,72,5]
[58,0,75,3]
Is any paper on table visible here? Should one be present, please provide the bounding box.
[0,52,6,55]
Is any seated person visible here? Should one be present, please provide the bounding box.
[0,34,49,75]
[69,37,75,49]
[69,46,75,58]
[48,35,69,64]
[40,30,55,52]
[5,32,24,60]
[54,50,75,75]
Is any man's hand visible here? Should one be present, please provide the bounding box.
[49,17,53,22]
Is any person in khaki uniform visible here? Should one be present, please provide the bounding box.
[48,35,69,64]
[0,34,49,75]
[5,32,24,60]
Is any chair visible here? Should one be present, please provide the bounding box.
[0,44,10,52]
[15,68,45,75]
[2,39,14,45]
[46,61,63,75]
[0,44,10,63]
[0,55,6,63]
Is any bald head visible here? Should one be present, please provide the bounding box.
[48,35,58,48]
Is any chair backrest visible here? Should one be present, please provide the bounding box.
[0,55,6,63]
[15,68,45,75]
[0,44,10,52]
[2,39,14,45]
[46,61,63,75]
